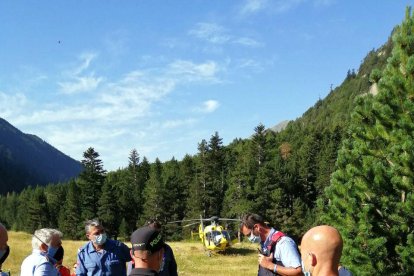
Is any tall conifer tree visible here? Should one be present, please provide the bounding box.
[320,8,414,275]
[78,147,106,221]
[59,180,82,239]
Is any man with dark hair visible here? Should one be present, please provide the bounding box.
[76,219,131,275]
[130,226,165,276]
[240,213,302,276]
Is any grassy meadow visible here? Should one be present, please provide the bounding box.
[3,231,259,275]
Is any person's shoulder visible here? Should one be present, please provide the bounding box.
[164,243,173,251]
[78,242,91,254]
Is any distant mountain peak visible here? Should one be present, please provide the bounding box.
[269,120,290,133]
[0,117,83,194]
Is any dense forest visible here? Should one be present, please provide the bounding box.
[2,8,414,275]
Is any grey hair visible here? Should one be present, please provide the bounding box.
[0,222,6,230]
[32,228,63,250]
[85,218,103,234]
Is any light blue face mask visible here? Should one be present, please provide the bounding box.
[248,231,261,243]
[93,233,107,245]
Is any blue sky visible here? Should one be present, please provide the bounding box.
[0,0,412,171]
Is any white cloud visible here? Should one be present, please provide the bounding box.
[58,75,103,94]
[0,92,28,118]
[188,23,230,44]
[239,0,268,15]
[237,59,264,72]
[73,52,98,75]
[168,60,219,81]
[233,37,263,47]
[239,0,307,15]
[58,52,102,94]
[189,22,262,48]
[193,100,220,113]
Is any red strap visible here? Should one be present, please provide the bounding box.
[271,231,285,243]
[266,231,285,252]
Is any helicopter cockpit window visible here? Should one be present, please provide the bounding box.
[211,230,223,245]
[221,230,231,241]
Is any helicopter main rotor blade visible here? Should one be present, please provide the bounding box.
[218,218,241,221]
[167,219,201,224]
[182,222,200,228]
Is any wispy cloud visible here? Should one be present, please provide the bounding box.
[239,0,308,16]
[73,52,97,75]
[193,100,220,113]
[0,92,28,118]
[168,60,220,82]
[233,37,263,47]
[188,23,231,44]
[58,52,102,94]
[58,75,103,94]
[4,52,224,169]
[189,22,262,48]
[13,58,222,126]
[239,0,268,16]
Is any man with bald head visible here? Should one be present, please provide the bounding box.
[300,225,344,276]
[0,223,10,276]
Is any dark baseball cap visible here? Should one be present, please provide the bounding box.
[131,226,164,254]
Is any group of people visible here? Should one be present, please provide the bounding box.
[0,214,351,276]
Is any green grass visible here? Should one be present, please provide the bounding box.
[3,231,259,275]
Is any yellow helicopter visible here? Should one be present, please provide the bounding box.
[169,215,240,256]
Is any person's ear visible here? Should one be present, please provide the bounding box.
[40,243,48,252]
[308,253,317,267]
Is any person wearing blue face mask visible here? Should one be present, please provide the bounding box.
[21,228,63,276]
[76,218,131,276]
[240,213,302,276]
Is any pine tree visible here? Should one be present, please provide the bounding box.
[320,8,414,275]
[141,158,164,224]
[185,154,204,219]
[78,147,106,221]
[205,132,226,216]
[252,123,267,166]
[195,139,209,217]
[59,180,82,239]
[98,180,119,238]
[27,187,49,232]
[162,158,185,240]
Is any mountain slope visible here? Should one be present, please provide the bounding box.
[0,118,83,194]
